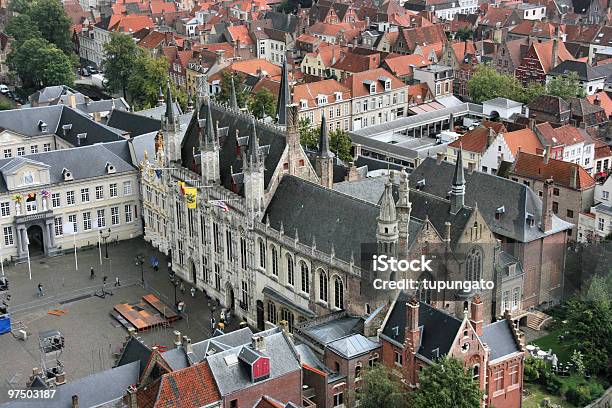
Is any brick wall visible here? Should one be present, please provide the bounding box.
[224,369,302,408]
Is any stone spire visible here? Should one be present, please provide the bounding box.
[243,117,265,220]
[230,77,239,110]
[187,92,194,113]
[205,97,216,146]
[377,175,399,260]
[162,79,181,162]
[246,117,263,168]
[450,143,466,214]
[396,168,412,256]
[276,60,290,126]
[200,97,220,185]
[315,113,334,189]
[164,79,175,124]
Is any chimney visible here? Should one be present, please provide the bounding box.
[570,165,578,189]
[594,94,601,106]
[541,178,554,232]
[69,94,77,109]
[125,385,138,408]
[436,151,444,164]
[469,295,483,336]
[486,128,495,148]
[71,395,79,408]
[346,161,360,181]
[543,145,550,164]
[404,297,420,354]
[552,27,559,67]
[251,335,266,351]
[444,221,451,243]
[173,330,182,348]
[182,336,193,354]
[528,118,536,130]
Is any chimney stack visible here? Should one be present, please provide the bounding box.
[469,295,483,337]
[174,330,182,348]
[594,94,601,106]
[541,178,554,232]
[71,395,79,408]
[444,221,451,243]
[570,165,578,189]
[252,335,266,351]
[543,145,550,164]
[552,27,560,67]
[486,128,495,148]
[405,297,420,354]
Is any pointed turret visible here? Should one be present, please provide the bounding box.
[157,86,164,106]
[230,77,239,110]
[205,97,216,146]
[450,143,466,214]
[162,79,181,162]
[397,168,412,256]
[164,79,175,124]
[187,92,194,113]
[243,117,265,220]
[246,117,263,167]
[276,60,290,126]
[315,113,334,189]
[200,97,220,185]
[377,174,399,261]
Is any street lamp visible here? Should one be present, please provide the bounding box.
[100,228,111,259]
[135,254,145,285]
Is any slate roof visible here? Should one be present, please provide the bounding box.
[300,315,362,346]
[0,361,140,408]
[206,328,301,397]
[326,334,380,359]
[107,109,163,136]
[528,95,570,116]
[409,158,573,242]
[116,336,153,377]
[548,59,605,81]
[0,144,137,193]
[481,320,521,360]
[381,292,462,360]
[182,102,286,192]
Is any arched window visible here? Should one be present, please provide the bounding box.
[286,254,294,286]
[465,248,482,281]
[258,239,266,268]
[355,363,362,380]
[300,261,310,294]
[473,364,480,381]
[267,302,277,324]
[334,276,344,309]
[271,246,278,276]
[319,269,328,302]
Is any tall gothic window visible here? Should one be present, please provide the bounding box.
[300,261,310,294]
[286,254,294,286]
[319,269,328,302]
[258,239,266,268]
[334,276,344,309]
[465,248,482,281]
[271,246,278,276]
[267,302,277,324]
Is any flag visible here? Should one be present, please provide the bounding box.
[184,187,197,209]
[209,200,229,212]
[178,181,186,195]
[155,169,162,179]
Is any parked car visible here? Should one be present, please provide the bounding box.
[80,68,91,77]
[87,66,99,74]
[0,84,9,94]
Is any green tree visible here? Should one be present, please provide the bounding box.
[29,0,73,55]
[247,88,276,119]
[467,64,525,104]
[299,118,318,149]
[8,0,32,14]
[355,364,408,408]
[103,33,139,99]
[5,14,42,48]
[127,51,168,110]
[455,27,474,41]
[329,129,352,161]
[546,71,586,100]
[410,356,483,408]
[8,37,75,91]
[216,71,248,107]
[0,100,12,110]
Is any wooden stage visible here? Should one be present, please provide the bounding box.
[112,294,179,332]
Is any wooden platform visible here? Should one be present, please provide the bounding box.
[113,302,166,331]
[142,294,179,322]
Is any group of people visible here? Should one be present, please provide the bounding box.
[210,308,232,333]
[90,267,121,286]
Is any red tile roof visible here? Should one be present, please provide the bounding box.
[150,0,177,14]
[512,151,595,190]
[530,40,574,73]
[153,362,221,408]
[399,25,446,51]
[509,20,561,38]
[227,25,253,45]
[383,54,431,77]
[332,52,380,73]
[107,14,155,34]
[586,91,612,118]
[448,126,493,153]
[535,122,586,147]
[293,79,351,107]
[342,68,405,98]
[503,128,544,156]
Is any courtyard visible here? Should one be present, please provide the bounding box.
[0,238,235,402]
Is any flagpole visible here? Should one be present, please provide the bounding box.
[73,230,78,271]
[26,236,31,280]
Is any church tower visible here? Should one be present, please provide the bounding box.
[315,113,334,189]
[162,80,181,163]
[396,168,412,257]
[377,174,399,260]
[243,117,265,220]
[450,144,466,214]
[200,98,220,185]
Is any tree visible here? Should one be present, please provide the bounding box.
[0,100,12,111]
[8,0,32,14]
[546,71,586,100]
[299,118,318,149]
[410,356,483,408]
[454,27,474,41]
[247,88,276,119]
[216,71,248,107]
[8,38,75,91]
[127,52,169,110]
[467,64,525,104]
[5,14,42,48]
[329,129,352,161]
[29,0,73,55]
[355,364,408,408]
[103,33,139,99]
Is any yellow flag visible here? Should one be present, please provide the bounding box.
[184,187,197,209]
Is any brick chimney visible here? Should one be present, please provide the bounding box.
[469,295,483,336]
[594,94,601,106]
[541,177,554,232]
[405,297,420,354]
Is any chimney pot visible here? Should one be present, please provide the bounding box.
[71,395,79,408]
[174,330,182,348]
[436,152,444,164]
[469,296,484,337]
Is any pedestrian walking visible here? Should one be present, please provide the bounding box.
[225,309,231,325]
[190,287,196,298]
[180,282,185,294]
[210,316,216,331]
[218,320,225,332]
[90,267,95,279]
[37,283,44,297]
[220,310,225,323]
[114,276,121,287]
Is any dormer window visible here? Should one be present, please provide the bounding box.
[495,206,505,220]
[335,91,343,101]
[370,83,376,94]
[378,76,391,91]
[316,95,328,105]
[105,162,116,174]
[62,168,73,181]
[526,213,535,227]
[300,99,308,109]
[38,121,48,133]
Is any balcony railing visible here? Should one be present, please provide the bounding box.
[15,209,53,223]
